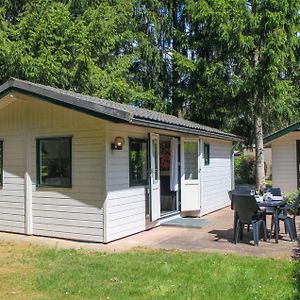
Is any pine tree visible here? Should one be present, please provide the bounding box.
[239,0,300,191]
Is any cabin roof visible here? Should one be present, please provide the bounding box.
[264,121,300,144]
[0,78,242,142]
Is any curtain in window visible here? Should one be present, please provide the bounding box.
[170,138,179,191]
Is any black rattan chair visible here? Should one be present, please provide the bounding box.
[273,192,300,241]
[228,188,253,210]
[263,187,282,236]
[232,194,267,246]
[229,189,254,241]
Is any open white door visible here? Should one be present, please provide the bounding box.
[149,133,160,221]
[180,138,201,211]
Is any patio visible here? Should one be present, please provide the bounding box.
[0,207,298,259]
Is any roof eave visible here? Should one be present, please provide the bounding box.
[0,79,132,123]
[0,78,242,141]
[131,118,243,142]
[264,121,300,145]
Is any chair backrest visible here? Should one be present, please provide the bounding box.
[293,192,300,216]
[228,190,234,201]
[228,189,252,210]
[264,187,282,196]
[232,194,259,224]
[228,190,234,209]
[235,187,253,194]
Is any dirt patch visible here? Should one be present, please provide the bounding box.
[0,242,41,299]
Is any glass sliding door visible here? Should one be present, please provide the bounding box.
[159,136,179,215]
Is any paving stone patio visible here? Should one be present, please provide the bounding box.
[0,207,299,259]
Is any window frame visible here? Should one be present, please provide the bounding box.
[0,141,3,187]
[204,143,210,166]
[129,138,148,187]
[183,140,199,180]
[36,136,72,188]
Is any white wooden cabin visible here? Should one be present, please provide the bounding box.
[0,78,240,243]
[264,122,300,193]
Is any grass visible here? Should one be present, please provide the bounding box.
[0,241,299,300]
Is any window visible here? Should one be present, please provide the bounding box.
[37,137,72,187]
[0,141,3,186]
[151,138,159,182]
[184,141,198,180]
[129,138,148,186]
[204,143,210,166]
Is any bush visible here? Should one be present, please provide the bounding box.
[284,189,300,215]
[235,155,256,185]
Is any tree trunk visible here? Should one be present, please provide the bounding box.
[255,114,265,193]
[252,45,265,193]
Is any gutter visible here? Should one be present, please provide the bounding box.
[131,118,243,142]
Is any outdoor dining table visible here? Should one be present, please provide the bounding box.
[256,196,286,243]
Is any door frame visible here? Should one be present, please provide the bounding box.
[180,137,201,212]
[149,133,160,221]
[159,135,180,216]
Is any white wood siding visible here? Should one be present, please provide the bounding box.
[0,94,105,242]
[0,92,234,242]
[105,124,149,241]
[105,122,233,241]
[201,138,232,215]
[105,123,188,241]
[271,132,299,193]
[0,131,26,234]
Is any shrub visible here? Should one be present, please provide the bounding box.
[284,189,300,215]
[235,155,256,185]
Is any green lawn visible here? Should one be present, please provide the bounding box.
[0,241,299,300]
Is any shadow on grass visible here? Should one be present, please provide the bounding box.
[292,222,299,300]
[293,241,299,300]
